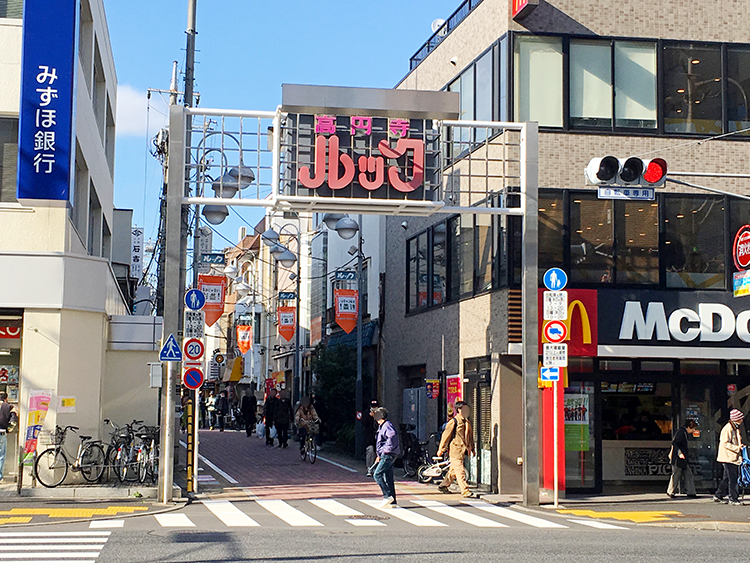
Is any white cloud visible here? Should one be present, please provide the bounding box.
[115,84,167,138]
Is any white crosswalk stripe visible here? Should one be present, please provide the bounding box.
[413,500,508,527]
[0,531,110,561]
[89,520,124,529]
[310,499,386,527]
[359,499,448,527]
[154,513,196,527]
[256,499,324,527]
[567,519,629,530]
[204,500,260,527]
[461,501,569,528]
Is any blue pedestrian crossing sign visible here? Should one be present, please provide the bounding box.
[184,289,206,311]
[540,367,560,382]
[543,268,568,291]
[159,334,183,362]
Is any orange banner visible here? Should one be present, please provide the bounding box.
[236,325,252,355]
[198,274,227,327]
[334,288,358,334]
[277,306,296,342]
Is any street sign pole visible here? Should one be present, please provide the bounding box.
[185,396,194,494]
[553,379,559,508]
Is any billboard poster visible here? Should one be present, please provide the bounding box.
[445,374,462,417]
[22,389,52,464]
[198,274,226,327]
[277,307,296,342]
[334,289,358,334]
[236,325,252,355]
[564,394,590,452]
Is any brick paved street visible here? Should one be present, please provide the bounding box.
[194,429,384,499]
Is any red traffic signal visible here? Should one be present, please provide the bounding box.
[585,156,667,187]
[642,158,668,186]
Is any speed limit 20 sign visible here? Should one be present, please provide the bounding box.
[183,338,205,361]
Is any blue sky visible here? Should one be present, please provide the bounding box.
[105,0,460,249]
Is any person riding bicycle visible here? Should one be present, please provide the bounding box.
[294,396,319,452]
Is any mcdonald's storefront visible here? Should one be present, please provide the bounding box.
[540,288,750,494]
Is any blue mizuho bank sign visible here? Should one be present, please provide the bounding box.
[16,0,77,204]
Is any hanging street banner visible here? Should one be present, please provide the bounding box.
[198,274,226,327]
[277,307,296,342]
[236,325,253,355]
[445,374,463,416]
[334,288,358,334]
[17,0,77,204]
[22,389,52,464]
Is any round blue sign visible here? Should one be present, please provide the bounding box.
[183,368,204,390]
[543,268,568,291]
[184,288,206,311]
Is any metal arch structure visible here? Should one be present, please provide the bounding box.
[160,103,540,506]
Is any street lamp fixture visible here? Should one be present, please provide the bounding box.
[334,216,359,240]
[202,204,229,225]
[236,281,251,296]
[261,228,280,244]
[269,242,286,257]
[322,213,346,230]
[277,249,297,268]
[223,263,238,277]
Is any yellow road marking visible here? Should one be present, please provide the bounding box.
[0,506,149,519]
[0,517,32,525]
[557,509,682,523]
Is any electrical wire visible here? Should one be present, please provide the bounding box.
[637,126,750,159]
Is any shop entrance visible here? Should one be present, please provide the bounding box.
[565,358,746,494]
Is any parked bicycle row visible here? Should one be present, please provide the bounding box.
[33,419,159,488]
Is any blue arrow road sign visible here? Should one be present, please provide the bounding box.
[159,334,183,362]
[540,367,560,381]
[184,288,206,311]
[543,268,568,291]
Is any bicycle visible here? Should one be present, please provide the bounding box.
[114,420,143,483]
[299,420,319,464]
[101,419,130,482]
[34,426,105,488]
[134,425,159,484]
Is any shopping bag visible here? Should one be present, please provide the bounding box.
[256,422,265,438]
[269,425,278,439]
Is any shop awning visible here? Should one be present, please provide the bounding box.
[222,357,243,383]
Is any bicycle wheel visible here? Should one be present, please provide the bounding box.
[148,444,159,484]
[416,464,432,483]
[404,458,418,478]
[80,443,105,483]
[115,445,128,483]
[299,438,308,461]
[308,437,317,464]
[136,446,148,483]
[104,446,118,482]
[34,448,68,488]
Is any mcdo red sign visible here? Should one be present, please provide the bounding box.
[734,225,750,270]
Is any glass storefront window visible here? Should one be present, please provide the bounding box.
[664,195,726,289]
[570,40,612,128]
[514,37,563,127]
[601,381,672,441]
[449,65,474,152]
[449,214,474,300]
[407,238,417,312]
[475,50,493,142]
[539,193,564,280]
[727,48,750,134]
[417,232,428,308]
[663,44,722,134]
[564,381,596,489]
[432,223,447,306]
[570,194,614,283]
[616,201,659,284]
[0,118,19,203]
[614,42,657,129]
[475,214,493,293]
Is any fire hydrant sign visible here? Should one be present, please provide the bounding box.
[543,291,568,321]
[543,343,568,368]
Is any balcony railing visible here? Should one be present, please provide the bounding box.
[409,0,483,71]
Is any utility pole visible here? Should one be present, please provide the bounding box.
[355,215,363,460]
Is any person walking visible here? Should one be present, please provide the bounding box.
[364,400,379,476]
[667,419,698,498]
[264,389,278,446]
[294,396,319,452]
[437,400,476,498]
[241,390,258,438]
[0,392,17,481]
[274,390,294,448]
[372,407,400,508]
[714,409,745,506]
[215,390,229,432]
[206,391,217,430]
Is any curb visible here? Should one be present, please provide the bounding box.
[643,520,750,533]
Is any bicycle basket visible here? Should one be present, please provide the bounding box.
[38,428,63,446]
[307,421,320,436]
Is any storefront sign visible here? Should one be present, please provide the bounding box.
[277,307,296,342]
[0,366,18,384]
[564,394,589,452]
[131,228,144,280]
[512,0,539,20]
[734,270,750,298]
[426,379,440,399]
[445,374,462,416]
[236,325,252,355]
[17,0,77,204]
[334,289,358,334]
[198,274,226,327]
[734,225,750,271]
[600,289,750,358]
[22,389,52,464]
[624,448,671,476]
[538,289,598,356]
[0,327,20,339]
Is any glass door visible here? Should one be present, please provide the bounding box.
[678,382,716,490]
[564,379,599,492]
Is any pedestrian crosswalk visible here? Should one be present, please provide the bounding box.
[0,531,111,561]
[89,499,630,532]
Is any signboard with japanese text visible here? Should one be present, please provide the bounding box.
[131,228,144,280]
[22,389,52,464]
[334,288,358,334]
[543,343,568,368]
[445,374,463,416]
[197,228,213,274]
[198,274,226,327]
[543,291,568,321]
[236,325,252,355]
[734,225,750,271]
[277,307,296,342]
[184,310,205,339]
[597,187,655,201]
[17,0,77,204]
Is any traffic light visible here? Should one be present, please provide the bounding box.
[585,156,667,187]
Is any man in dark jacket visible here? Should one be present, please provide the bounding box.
[667,419,697,498]
[215,391,229,432]
[274,390,294,448]
[264,389,278,446]
[241,390,258,437]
